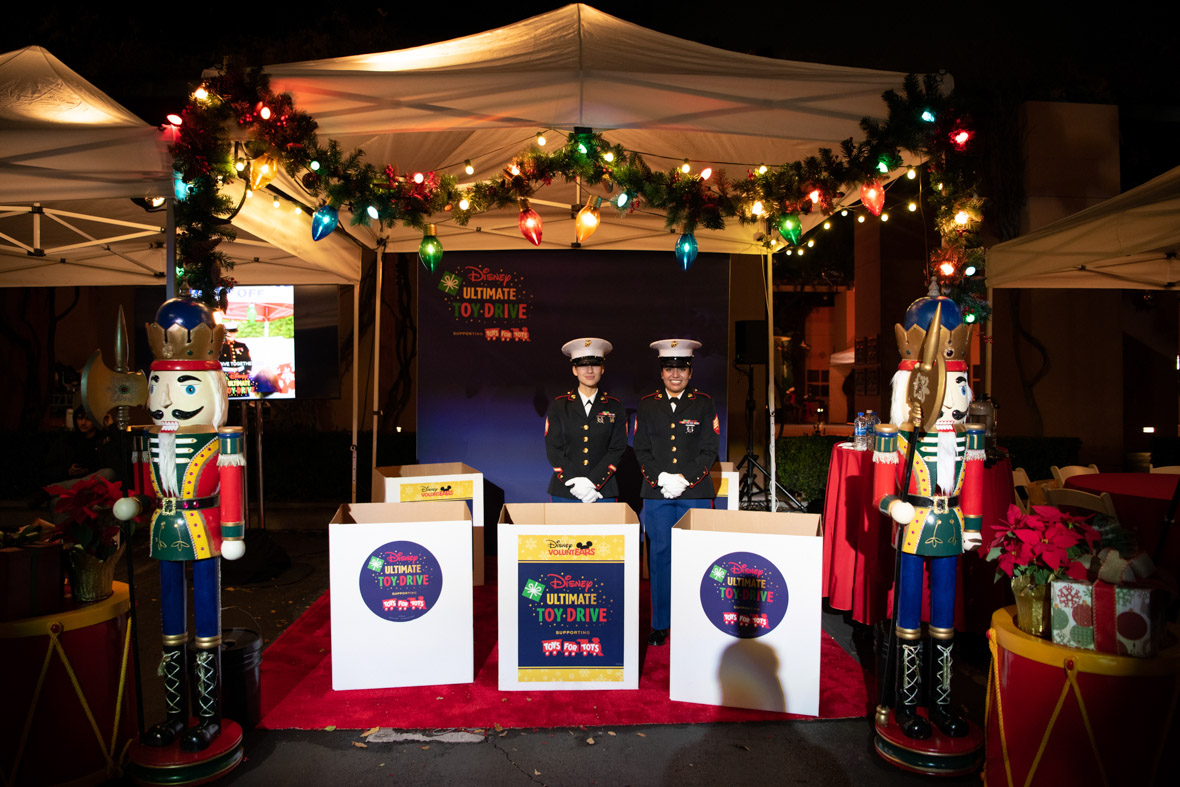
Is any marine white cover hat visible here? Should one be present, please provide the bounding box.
[562,337,612,365]
[649,338,701,366]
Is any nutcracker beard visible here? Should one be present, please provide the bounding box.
[157,431,179,496]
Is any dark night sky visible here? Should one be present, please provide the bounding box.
[5,3,1177,186]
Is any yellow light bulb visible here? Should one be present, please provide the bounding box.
[940,261,956,276]
[807,240,814,248]
[906,167,916,180]
[757,164,767,174]
[751,201,763,216]
[509,164,521,176]
[857,215,865,223]
[955,210,970,225]
[193,86,208,101]
[908,202,918,212]
[603,151,615,163]
[536,132,547,146]
[259,106,272,120]
[272,197,281,209]
[881,213,889,222]
[681,159,691,174]
[823,221,831,230]
[458,198,470,211]
[464,160,474,175]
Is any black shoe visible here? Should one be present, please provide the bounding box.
[180,720,221,752]
[895,707,932,740]
[647,628,669,646]
[142,718,185,747]
[928,705,969,738]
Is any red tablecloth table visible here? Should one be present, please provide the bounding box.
[821,443,1013,632]
[1065,472,1180,573]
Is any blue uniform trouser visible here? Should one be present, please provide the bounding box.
[160,558,221,640]
[644,497,714,630]
[896,552,957,632]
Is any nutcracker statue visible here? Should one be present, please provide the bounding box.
[115,297,246,782]
[872,292,985,775]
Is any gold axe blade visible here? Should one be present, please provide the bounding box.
[81,306,147,425]
[908,302,947,433]
[82,349,147,424]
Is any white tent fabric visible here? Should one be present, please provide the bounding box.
[260,3,917,254]
[987,165,1180,290]
[0,45,361,288]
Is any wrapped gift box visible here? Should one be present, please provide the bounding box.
[1050,577,1167,658]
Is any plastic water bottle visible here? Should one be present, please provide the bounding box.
[853,412,868,451]
[865,410,881,447]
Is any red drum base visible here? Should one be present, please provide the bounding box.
[984,606,1180,786]
[875,707,984,777]
[126,720,243,786]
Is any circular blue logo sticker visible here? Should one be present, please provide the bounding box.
[699,551,788,638]
[358,540,443,622]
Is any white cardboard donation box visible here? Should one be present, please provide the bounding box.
[497,503,640,691]
[329,501,473,691]
[372,462,486,585]
[670,509,823,715]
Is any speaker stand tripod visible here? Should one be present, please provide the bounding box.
[734,364,805,512]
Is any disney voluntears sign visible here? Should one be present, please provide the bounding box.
[497,503,640,691]
[516,536,625,682]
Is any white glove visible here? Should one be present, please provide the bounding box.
[889,500,915,525]
[658,472,689,499]
[565,477,597,502]
[221,540,246,560]
[582,490,603,504]
[961,531,983,551]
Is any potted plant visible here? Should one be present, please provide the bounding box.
[982,504,1100,636]
[43,475,130,603]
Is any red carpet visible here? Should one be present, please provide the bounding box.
[259,575,870,730]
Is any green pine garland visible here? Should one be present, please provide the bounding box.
[171,63,988,318]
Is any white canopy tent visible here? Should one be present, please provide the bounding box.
[254,4,918,507]
[260,3,920,254]
[987,165,1180,290]
[0,45,367,498]
[0,46,362,287]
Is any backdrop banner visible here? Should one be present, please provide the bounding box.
[418,250,730,505]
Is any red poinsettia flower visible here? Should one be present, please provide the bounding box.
[983,502,1098,583]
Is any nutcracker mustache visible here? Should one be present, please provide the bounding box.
[150,406,204,421]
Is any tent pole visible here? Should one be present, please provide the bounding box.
[984,286,994,396]
[351,283,360,503]
[165,198,176,298]
[766,250,776,512]
[371,244,385,481]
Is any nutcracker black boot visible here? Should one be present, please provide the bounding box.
[143,641,188,746]
[927,631,968,737]
[894,637,931,739]
[180,645,222,751]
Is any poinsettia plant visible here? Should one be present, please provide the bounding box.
[983,504,1101,584]
[43,475,129,560]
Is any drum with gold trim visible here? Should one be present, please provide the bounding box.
[0,582,137,786]
[985,605,1180,786]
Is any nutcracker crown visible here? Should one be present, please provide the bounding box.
[146,297,225,368]
[894,295,970,370]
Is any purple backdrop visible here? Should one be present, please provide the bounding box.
[418,250,729,505]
